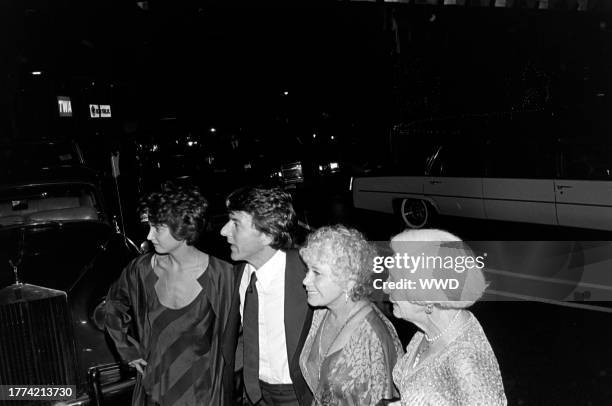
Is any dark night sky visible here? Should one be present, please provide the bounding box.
[2,1,612,147]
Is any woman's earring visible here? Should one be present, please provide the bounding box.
[425,304,434,314]
[344,290,349,303]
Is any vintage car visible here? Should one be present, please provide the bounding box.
[0,164,140,405]
[352,112,612,231]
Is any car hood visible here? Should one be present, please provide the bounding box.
[0,221,114,292]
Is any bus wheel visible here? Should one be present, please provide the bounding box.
[400,199,430,229]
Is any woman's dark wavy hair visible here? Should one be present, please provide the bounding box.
[225,186,296,250]
[138,182,208,245]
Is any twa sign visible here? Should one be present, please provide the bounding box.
[57,96,72,117]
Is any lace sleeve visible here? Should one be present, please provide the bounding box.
[450,346,507,406]
[354,322,401,406]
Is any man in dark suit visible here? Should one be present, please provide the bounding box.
[221,187,313,406]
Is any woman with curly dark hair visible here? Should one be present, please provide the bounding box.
[105,182,234,406]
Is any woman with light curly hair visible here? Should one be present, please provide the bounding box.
[298,225,403,406]
[386,229,506,406]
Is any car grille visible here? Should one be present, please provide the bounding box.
[0,284,79,386]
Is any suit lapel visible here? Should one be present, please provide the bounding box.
[222,263,245,363]
[284,250,309,364]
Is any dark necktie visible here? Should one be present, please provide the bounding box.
[243,271,262,404]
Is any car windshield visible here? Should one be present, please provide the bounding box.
[0,142,84,178]
[0,183,102,227]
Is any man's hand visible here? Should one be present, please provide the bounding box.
[128,358,148,374]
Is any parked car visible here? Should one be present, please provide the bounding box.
[352,111,612,231]
[0,164,140,405]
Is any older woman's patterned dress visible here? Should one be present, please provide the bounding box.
[393,312,507,406]
[299,304,403,406]
[105,253,234,406]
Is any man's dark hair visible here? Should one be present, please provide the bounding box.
[138,182,208,245]
[226,187,296,250]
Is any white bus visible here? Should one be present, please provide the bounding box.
[352,112,612,231]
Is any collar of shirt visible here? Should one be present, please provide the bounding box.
[245,249,286,294]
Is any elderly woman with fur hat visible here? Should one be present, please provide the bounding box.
[386,229,506,406]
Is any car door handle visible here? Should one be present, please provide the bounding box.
[430,180,442,184]
[556,185,573,190]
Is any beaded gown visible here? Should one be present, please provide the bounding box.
[393,311,507,406]
[105,252,234,406]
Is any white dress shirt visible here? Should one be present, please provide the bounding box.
[239,250,292,384]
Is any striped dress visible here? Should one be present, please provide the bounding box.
[105,252,235,406]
